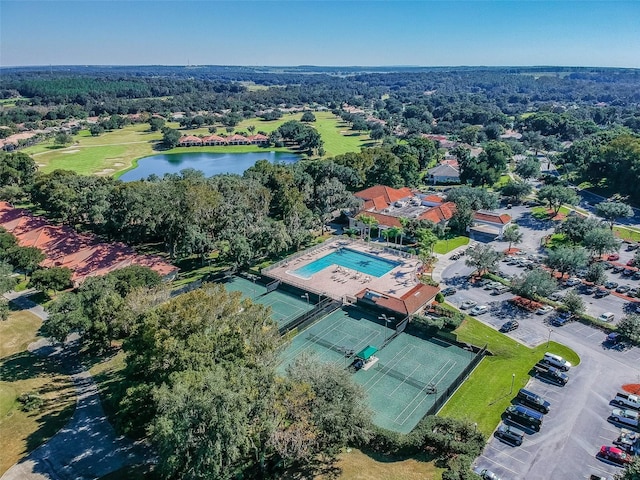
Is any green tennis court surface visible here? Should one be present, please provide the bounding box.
[354,332,474,433]
[221,276,314,327]
[279,306,475,433]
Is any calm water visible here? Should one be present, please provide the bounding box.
[291,248,400,279]
[119,151,301,181]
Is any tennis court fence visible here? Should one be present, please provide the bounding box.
[278,297,342,335]
[425,343,488,416]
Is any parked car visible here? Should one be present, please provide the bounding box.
[597,312,615,323]
[599,445,632,465]
[492,285,510,295]
[533,363,569,385]
[536,305,554,315]
[610,408,640,428]
[548,292,564,301]
[550,312,573,326]
[476,278,492,287]
[603,262,614,270]
[595,288,611,298]
[605,281,619,289]
[441,287,457,296]
[633,271,640,280]
[494,423,524,446]
[564,277,582,287]
[499,320,519,333]
[616,285,632,293]
[605,332,623,346]
[627,244,640,251]
[609,254,620,261]
[583,285,598,295]
[516,388,551,414]
[542,352,572,370]
[484,281,502,290]
[623,269,635,276]
[504,405,543,431]
[460,300,477,310]
[612,265,625,274]
[470,305,489,316]
[450,253,461,260]
[479,469,502,480]
[628,259,637,266]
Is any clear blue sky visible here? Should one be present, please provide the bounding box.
[1,1,639,67]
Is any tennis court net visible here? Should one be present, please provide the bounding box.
[375,363,437,393]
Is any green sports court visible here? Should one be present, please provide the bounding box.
[279,306,476,433]
[220,276,314,328]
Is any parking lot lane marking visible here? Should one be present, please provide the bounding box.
[479,456,520,476]
[485,445,527,464]
[587,464,616,475]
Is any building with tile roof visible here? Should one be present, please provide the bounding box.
[356,283,439,316]
[0,202,178,286]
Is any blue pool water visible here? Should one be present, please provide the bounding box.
[291,248,400,279]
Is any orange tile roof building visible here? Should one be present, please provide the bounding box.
[471,210,513,239]
[0,202,178,286]
[356,283,439,316]
[349,185,455,233]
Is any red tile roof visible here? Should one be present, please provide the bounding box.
[179,135,202,144]
[356,283,439,315]
[226,134,249,143]
[419,202,456,223]
[201,134,226,143]
[474,211,512,225]
[248,134,269,141]
[355,211,403,228]
[0,202,177,285]
[354,185,413,205]
[422,195,444,204]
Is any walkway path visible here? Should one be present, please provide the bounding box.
[1,291,149,480]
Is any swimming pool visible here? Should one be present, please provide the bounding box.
[291,248,400,279]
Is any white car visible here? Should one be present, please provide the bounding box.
[460,300,477,310]
[564,277,581,287]
[610,408,639,428]
[469,305,489,316]
[536,305,554,315]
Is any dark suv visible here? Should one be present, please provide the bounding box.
[494,423,525,446]
[516,388,551,414]
[504,405,543,431]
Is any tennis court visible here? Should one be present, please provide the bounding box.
[221,276,314,327]
[279,305,475,433]
[354,333,474,433]
[279,307,390,371]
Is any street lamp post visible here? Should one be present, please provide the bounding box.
[510,373,515,395]
[301,293,310,305]
[547,328,553,348]
[379,314,395,344]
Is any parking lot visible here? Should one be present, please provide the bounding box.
[436,205,640,480]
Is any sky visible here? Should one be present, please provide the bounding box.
[1,0,639,68]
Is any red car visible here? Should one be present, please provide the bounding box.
[608,254,620,261]
[599,445,632,465]
[627,259,636,266]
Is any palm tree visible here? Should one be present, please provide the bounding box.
[503,224,523,252]
[387,226,401,245]
[380,228,392,246]
[359,215,378,241]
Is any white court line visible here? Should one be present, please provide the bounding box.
[362,346,417,392]
[587,463,616,475]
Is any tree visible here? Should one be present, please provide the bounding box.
[615,456,640,480]
[285,354,372,457]
[563,289,585,314]
[54,132,72,145]
[501,181,532,204]
[161,127,181,148]
[359,215,378,241]
[28,267,72,293]
[515,156,541,180]
[0,261,17,295]
[617,314,640,344]
[545,246,589,278]
[585,262,607,285]
[465,244,502,276]
[89,124,104,136]
[301,111,316,122]
[595,201,634,230]
[502,224,523,251]
[583,228,620,258]
[148,117,165,132]
[446,186,499,210]
[555,216,603,244]
[510,269,557,299]
[5,246,45,278]
[448,202,474,235]
[537,185,579,215]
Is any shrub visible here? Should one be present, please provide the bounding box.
[18,392,43,411]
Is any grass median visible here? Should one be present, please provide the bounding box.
[438,316,579,436]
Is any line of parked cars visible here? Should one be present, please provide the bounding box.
[496,387,552,448]
[597,391,640,467]
[533,353,572,385]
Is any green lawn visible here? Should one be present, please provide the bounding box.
[0,311,75,474]
[438,317,579,436]
[23,112,370,177]
[433,236,469,255]
[614,225,640,242]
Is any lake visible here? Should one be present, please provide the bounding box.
[119,151,301,181]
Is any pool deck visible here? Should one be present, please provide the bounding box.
[263,239,423,302]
